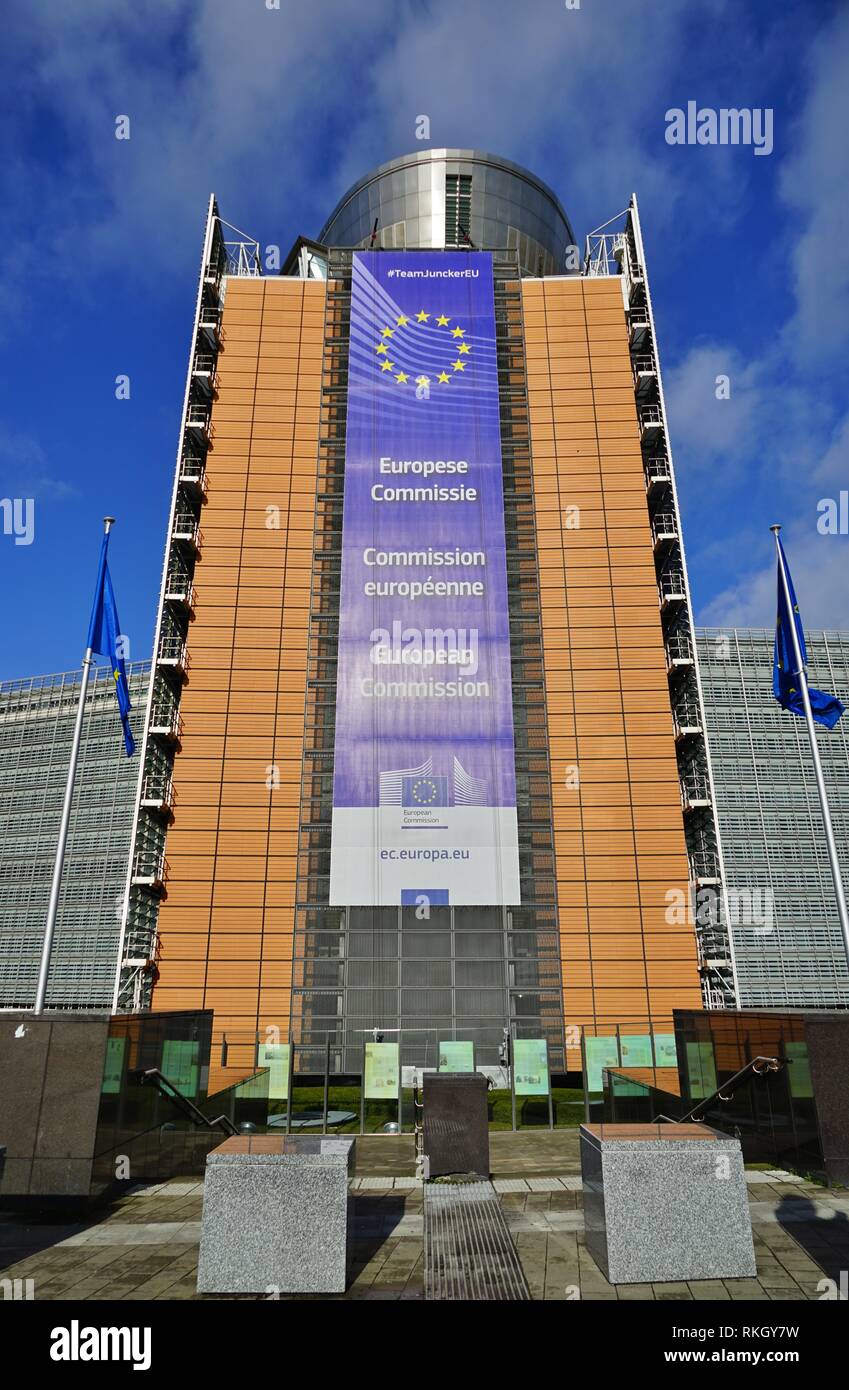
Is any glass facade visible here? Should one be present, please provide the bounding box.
[697,628,849,1007]
[144,172,707,1082]
[291,249,564,1069]
[605,1008,832,1179]
[318,149,576,277]
[0,661,150,1008]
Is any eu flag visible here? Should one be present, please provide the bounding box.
[402,774,449,807]
[773,535,845,730]
[87,530,135,756]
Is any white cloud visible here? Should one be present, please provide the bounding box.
[662,3,849,621]
[664,344,771,479]
[0,0,761,310]
[779,6,849,364]
[0,429,76,502]
[2,2,387,283]
[701,525,849,630]
[335,0,749,241]
[813,408,849,490]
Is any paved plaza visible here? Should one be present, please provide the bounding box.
[2,1133,847,1301]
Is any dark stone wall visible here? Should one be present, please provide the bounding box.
[805,1017,849,1185]
[0,1013,110,1199]
[423,1073,490,1178]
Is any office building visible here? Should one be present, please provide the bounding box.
[696,627,849,1008]
[116,151,731,1078]
[0,661,150,1008]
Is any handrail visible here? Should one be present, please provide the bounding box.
[137,1067,238,1136]
[650,1055,784,1125]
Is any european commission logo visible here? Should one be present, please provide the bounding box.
[402,775,449,807]
[379,756,488,808]
[374,312,471,389]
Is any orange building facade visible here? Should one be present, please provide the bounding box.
[118,156,726,1084]
[523,275,701,1037]
[150,275,324,1070]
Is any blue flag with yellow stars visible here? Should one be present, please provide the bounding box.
[86,531,135,756]
[773,535,844,730]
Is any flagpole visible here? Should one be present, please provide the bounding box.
[771,524,849,972]
[33,517,115,1014]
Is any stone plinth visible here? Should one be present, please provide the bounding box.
[197,1134,356,1295]
[580,1123,756,1285]
[423,1073,490,1178]
[0,1013,111,1202]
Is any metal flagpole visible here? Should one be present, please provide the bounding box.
[33,517,114,1014]
[771,525,849,971]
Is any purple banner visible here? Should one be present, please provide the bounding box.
[329,251,519,906]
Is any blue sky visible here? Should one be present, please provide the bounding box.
[1,0,847,681]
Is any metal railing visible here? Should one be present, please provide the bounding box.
[137,1068,238,1136]
[665,632,694,665]
[156,635,189,672]
[652,512,678,544]
[638,404,663,433]
[164,572,195,607]
[198,306,221,337]
[148,705,183,741]
[673,701,702,736]
[650,1056,784,1125]
[131,851,167,887]
[632,353,657,380]
[644,455,671,489]
[658,565,687,603]
[185,404,211,435]
[140,774,174,812]
[689,850,721,882]
[681,775,712,809]
[178,455,207,490]
[628,307,651,336]
[171,514,202,548]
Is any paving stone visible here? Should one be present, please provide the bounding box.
[541,1214,583,1232]
[1,1127,842,1303]
[119,1275,188,1300]
[688,1280,732,1300]
[616,1283,655,1300]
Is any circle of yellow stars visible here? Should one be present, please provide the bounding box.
[410,777,439,804]
[374,311,471,386]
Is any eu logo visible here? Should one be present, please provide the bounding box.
[402,775,449,807]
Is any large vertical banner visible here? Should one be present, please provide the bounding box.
[329,251,520,906]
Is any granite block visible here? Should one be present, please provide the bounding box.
[0,1014,109,1198]
[0,1157,31,1195]
[423,1073,490,1178]
[580,1123,756,1285]
[197,1135,356,1295]
[29,1158,94,1197]
[0,1016,52,1159]
[38,1017,110,1160]
[805,1017,849,1184]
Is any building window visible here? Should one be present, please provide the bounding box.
[445,174,472,246]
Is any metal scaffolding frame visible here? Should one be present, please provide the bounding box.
[112,201,264,1012]
[584,198,739,1008]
